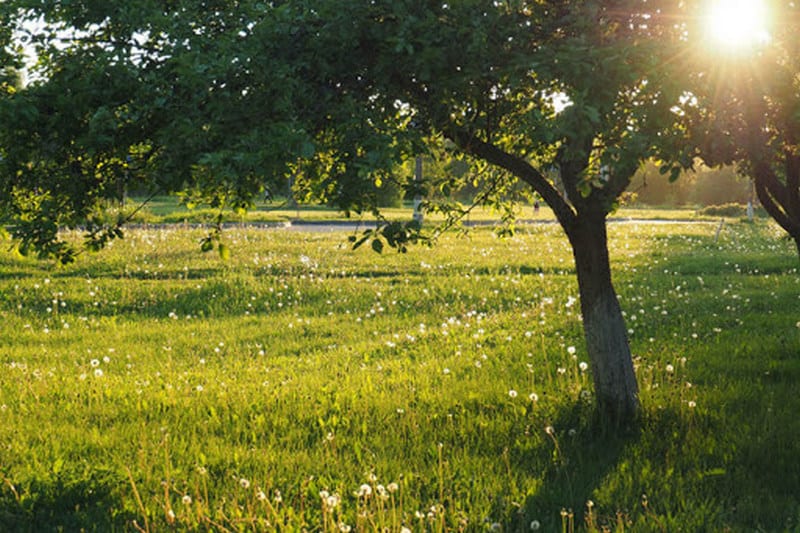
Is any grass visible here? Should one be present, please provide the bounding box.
[119,195,734,226]
[0,219,798,531]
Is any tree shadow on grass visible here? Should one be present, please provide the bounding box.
[508,403,641,532]
[0,472,136,532]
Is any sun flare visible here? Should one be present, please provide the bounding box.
[705,0,770,52]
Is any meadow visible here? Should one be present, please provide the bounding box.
[0,218,798,532]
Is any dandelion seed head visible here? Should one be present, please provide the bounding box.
[508,389,518,398]
[530,519,541,530]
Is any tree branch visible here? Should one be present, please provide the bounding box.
[445,128,577,229]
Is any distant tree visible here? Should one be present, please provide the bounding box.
[0,1,695,426]
[628,161,750,208]
[628,160,696,206]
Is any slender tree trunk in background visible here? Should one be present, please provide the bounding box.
[567,212,640,426]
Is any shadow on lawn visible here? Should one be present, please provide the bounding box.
[0,472,135,532]
[509,403,639,532]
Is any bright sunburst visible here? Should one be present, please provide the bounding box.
[705,0,771,51]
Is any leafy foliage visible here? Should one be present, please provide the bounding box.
[676,1,800,256]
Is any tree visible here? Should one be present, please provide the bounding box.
[678,1,800,257]
[0,1,692,426]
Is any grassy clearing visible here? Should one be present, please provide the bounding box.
[121,195,729,226]
[0,220,798,531]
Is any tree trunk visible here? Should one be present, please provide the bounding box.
[567,213,639,426]
[753,163,800,262]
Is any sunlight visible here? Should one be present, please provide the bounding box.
[704,0,771,51]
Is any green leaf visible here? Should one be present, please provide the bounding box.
[218,243,230,261]
[371,238,384,253]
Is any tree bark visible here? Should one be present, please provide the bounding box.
[566,212,640,425]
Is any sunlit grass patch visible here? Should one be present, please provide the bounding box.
[0,220,798,530]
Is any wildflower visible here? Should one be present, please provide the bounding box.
[401,528,412,533]
[443,368,451,375]
[665,364,674,374]
[579,361,588,372]
[529,392,539,402]
[688,400,697,408]
[387,482,399,493]
[326,494,341,509]
[356,484,372,497]
[338,523,352,532]
[508,389,518,398]
[567,346,576,355]
[545,425,555,435]
[239,478,250,489]
[274,489,282,503]
[94,369,103,377]
[90,359,100,368]
[257,490,267,501]
[490,522,502,531]
[586,500,594,509]
[530,520,541,530]
[182,494,192,505]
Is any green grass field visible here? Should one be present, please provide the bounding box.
[0,219,798,531]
